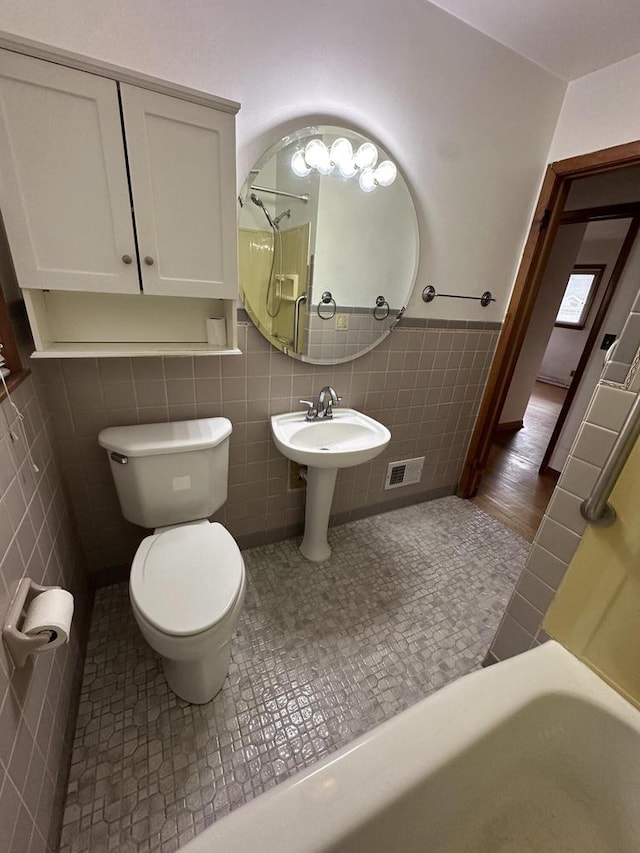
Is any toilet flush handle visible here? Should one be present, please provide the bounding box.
[110,452,129,465]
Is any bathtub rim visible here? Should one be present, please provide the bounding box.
[180,641,640,853]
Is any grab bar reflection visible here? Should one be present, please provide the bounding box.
[580,390,640,526]
[293,293,307,354]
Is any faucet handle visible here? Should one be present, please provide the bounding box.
[322,395,342,418]
[299,399,318,420]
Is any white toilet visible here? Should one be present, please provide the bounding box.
[98,418,246,704]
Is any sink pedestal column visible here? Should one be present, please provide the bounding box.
[299,467,338,562]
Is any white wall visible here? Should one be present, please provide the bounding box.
[500,223,586,425]
[538,327,582,388]
[314,166,416,308]
[549,51,640,161]
[0,0,565,321]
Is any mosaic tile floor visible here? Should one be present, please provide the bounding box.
[59,496,528,853]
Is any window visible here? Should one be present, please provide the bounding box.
[554,264,604,330]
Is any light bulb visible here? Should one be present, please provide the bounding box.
[354,142,378,170]
[304,139,328,169]
[358,167,376,192]
[314,144,334,174]
[329,137,353,166]
[374,160,397,187]
[317,159,335,175]
[291,150,311,177]
[338,157,358,178]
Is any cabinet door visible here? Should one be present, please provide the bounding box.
[120,84,238,299]
[0,50,139,294]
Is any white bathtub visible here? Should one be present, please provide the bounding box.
[183,642,640,852]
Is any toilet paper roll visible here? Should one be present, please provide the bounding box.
[21,588,74,651]
[206,318,227,347]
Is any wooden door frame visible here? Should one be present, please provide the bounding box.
[457,139,640,498]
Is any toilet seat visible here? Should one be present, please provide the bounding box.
[130,522,244,638]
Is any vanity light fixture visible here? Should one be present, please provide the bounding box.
[373,160,397,187]
[329,137,353,167]
[338,158,358,178]
[354,142,378,170]
[316,157,335,176]
[358,167,376,193]
[304,139,329,169]
[291,137,397,191]
[291,150,311,177]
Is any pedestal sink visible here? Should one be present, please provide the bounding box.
[271,408,391,561]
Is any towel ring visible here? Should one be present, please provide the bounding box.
[317,291,337,320]
[373,295,390,321]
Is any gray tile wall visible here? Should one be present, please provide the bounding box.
[0,373,90,853]
[601,289,640,384]
[304,307,400,361]
[488,296,640,662]
[35,321,500,582]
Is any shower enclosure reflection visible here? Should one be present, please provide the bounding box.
[238,125,419,364]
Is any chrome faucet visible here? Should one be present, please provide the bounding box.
[317,386,341,418]
[299,386,342,420]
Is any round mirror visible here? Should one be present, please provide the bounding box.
[238,125,419,363]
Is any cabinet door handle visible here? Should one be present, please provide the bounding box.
[144,256,154,266]
[122,254,133,265]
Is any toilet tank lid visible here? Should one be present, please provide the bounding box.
[98,418,232,457]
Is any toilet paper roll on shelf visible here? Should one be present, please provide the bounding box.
[2,578,74,668]
[206,318,227,347]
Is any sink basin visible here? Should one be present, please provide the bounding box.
[271,408,391,561]
[270,408,391,469]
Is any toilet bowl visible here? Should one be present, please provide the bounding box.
[98,417,245,704]
[129,520,246,704]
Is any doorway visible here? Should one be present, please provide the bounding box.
[474,212,638,540]
[472,382,566,540]
[458,140,640,539]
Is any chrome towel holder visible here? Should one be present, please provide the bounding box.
[422,285,495,307]
[373,295,390,320]
[317,291,337,319]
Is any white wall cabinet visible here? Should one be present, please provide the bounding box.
[0,45,241,357]
[0,50,140,295]
[120,85,238,300]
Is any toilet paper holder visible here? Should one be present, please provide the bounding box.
[2,577,60,667]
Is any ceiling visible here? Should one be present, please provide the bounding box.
[427,0,640,81]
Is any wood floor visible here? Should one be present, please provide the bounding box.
[472,381,567,542]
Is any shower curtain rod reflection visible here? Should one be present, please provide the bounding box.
[251,184,309,203]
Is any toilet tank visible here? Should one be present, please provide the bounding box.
[98,418,232,529]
